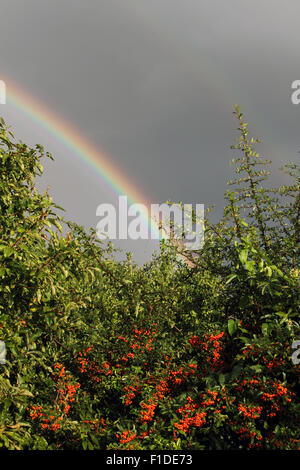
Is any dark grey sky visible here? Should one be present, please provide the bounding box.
[0,0,299,262]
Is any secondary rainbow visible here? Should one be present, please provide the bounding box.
[3,76,161,239]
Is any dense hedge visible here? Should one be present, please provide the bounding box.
[0,108,299,450]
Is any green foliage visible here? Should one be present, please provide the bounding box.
[0,109,299,450]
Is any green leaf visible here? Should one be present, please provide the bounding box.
[261,323,269,336]
[218,374,225,385]
[228,319,238,336]
[238,249,248,264]
[265,266,272,277]
[226,274,237,284]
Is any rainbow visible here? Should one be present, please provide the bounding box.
[2,76,161,239]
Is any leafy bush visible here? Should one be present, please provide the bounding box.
[0,108,299,450]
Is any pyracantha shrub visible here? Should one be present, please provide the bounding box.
[0,109,299,450]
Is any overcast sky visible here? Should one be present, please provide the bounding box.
[0,0,299,263]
